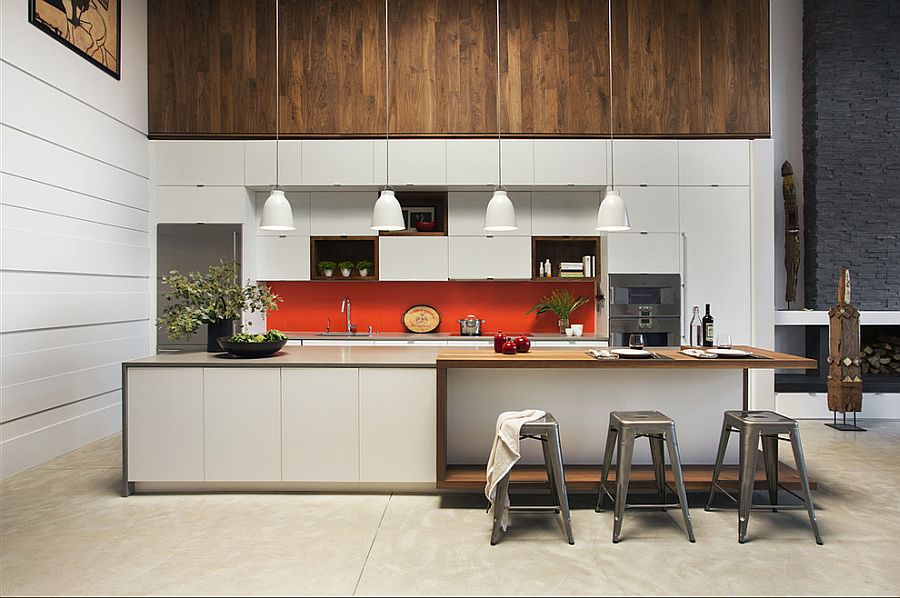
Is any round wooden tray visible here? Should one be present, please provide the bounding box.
[402,305,441,333]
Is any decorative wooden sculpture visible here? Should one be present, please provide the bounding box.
[782,161,801,307]
[826,269,865,430]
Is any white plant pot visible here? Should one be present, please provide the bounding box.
[322,269,333,278]
[341,269,352,277]
[359,269,369,277]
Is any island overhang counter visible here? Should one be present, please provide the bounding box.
[122,346,815,496]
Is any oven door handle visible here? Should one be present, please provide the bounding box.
[681,232,687,344]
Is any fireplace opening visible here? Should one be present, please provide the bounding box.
[861,326,900,380]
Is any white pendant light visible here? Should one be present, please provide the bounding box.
[372,0,405,232]
[595,0,630,233]
[260,0,295,231]
[483,0,518,232]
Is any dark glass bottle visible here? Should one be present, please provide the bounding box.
[702,304,715,347]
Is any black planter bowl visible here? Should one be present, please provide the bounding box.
[217,338,287,358]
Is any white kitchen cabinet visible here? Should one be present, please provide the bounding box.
[127,368,204,481]
[500,140,535,186]
[373,340,449,346]
[301,140,375,186]
[611,140,678,186]
[302,339,376,346]
[244,140,302,187]
[606,232,681,274]
[678,140,750,186]
[282,368,359,482]
[257,236,311,281]
[157,186,249,223]
[309,191,377,235]
[531,191,601,236]
[448,236,532,279]
[376,140,447,186]
[679,187,752,343]
[254,191,310,236]
[156,141,245,186]
[359,368,436,483]
[378,237,449,281]
[446,140,498,185]
[533,140,607,186]
[203,368,281,481]
[447,191,532,236]
[615,186,678,233]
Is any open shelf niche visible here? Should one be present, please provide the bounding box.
[377,191,448,236]
[311,236,379,281]
[531,236,601,282]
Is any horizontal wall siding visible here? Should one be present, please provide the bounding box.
[0,0,150,478]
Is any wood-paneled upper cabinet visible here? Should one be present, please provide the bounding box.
[148,0,769,138]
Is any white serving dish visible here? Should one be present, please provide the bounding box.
[611,348,653,359]
[708,348,750,357]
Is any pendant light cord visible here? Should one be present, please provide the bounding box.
[496,0,502,188]
[275,0,280,189]
[607,0,614,190]
[385,0,390,190]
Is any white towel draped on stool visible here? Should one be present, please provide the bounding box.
[485,409,546,530]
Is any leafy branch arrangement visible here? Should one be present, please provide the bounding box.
[158,261,281,340]
[526,289,590,321]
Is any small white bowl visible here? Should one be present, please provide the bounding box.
[571,324,584,337]
[565,328,574,337]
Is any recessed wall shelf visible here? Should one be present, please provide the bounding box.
[311,236,379,281]
[531,236,601,282]
[377,191,448,237]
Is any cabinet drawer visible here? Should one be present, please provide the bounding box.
[378,237,449,281]
[257,236,311,281]
[448,236,531,279]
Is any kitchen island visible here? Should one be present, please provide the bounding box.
[122,346,814,495]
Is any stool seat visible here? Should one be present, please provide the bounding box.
[725,410,797,431]
[610,410,673,428]
[519,413,559,434]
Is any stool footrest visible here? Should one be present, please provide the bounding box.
[507,506,561,513]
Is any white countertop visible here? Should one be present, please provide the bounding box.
[284,331,609,342]
[129,345,453,368]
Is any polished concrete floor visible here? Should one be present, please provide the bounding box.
[1,420,899,596]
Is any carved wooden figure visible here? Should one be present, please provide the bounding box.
[826,269,862,413]
[782,161,801,306]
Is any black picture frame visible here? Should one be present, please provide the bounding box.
[28,0,122,80]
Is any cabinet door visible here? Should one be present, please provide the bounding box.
[448,236,531,279]
[447,191,532,236]
[302,140,375,185]
[679,187,752,343]
[606,233,681,274]
[127,368,204,481]
[612,140,678,186]
[531,191,601,236]
[376,140,447,185]
[359,368,436,483]
[446,140,498,186]
[310,191,376,235]
[254,192,310,236]
[678,140,750,186]
[378,237,449,281]
[244,140,302,186]
[533,140,607,185]
[616,187,678,233]
[157,186,249,224]
[156,141,245,186]
[282,368,359,482]
[257,236,311,281]
[204,368,281,481]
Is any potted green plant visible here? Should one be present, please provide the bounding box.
[317,260,336,277]
[338,261,355,277]
[526,288,590,335]
[158,261,281,351]
[356,260,374,277]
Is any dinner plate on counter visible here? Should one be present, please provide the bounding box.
[611,348,653,359]
[708,348,751,358]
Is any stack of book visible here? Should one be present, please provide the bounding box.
[559,261,586,278]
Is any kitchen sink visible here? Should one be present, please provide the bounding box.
[315,332,373,337]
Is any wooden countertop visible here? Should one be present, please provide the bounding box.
[436,346,816,369]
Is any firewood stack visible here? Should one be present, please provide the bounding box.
[861,334,900,375]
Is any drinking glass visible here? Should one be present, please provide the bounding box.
[716,334,733,349]
[629,334,645,350]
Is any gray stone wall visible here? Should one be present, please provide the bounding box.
[802,0,900,309]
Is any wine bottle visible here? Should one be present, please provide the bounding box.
[689,305,702,347]
[702,303,715,347]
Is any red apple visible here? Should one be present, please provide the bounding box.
[501,337,518,355]
[515,336,531,353]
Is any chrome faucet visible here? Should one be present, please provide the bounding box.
[341,297,356,333]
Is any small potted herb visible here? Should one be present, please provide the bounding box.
[526,288,590,335]
[317,260,336,277]
[338,261,355,277]
[356,260,374,277]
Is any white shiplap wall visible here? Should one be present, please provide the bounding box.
[0,1,150,478]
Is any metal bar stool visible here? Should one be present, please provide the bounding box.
[705,410,822,545]
[595,410,695,543]
[490,413,574,545]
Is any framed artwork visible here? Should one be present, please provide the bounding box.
[402,207,435,231]
[29,0,121,80]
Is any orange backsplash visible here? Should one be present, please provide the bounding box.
[265,281,596,334]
